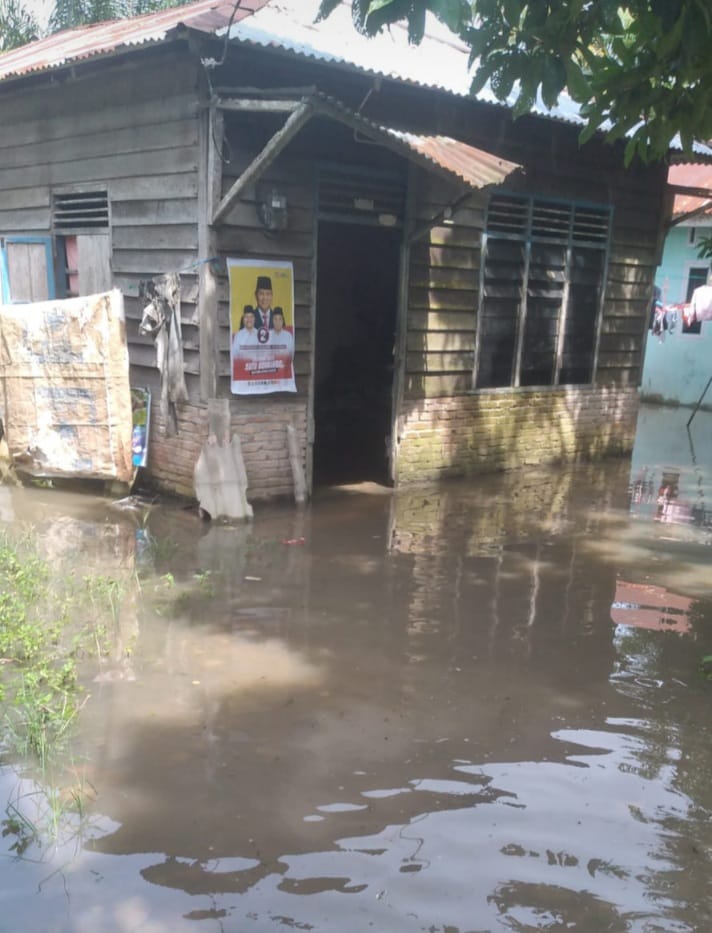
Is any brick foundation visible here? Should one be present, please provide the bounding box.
[145,399,308,502]
[395,386,640,485]
[144,387,638,501]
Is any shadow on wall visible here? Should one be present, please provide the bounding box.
[398,217,641,484]
[396,385,639,485]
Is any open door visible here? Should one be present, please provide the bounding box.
[313,221,400,486]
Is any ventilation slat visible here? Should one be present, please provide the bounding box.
[488,194,610,247]
[53,190,109,231]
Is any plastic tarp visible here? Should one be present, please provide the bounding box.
[0,289,133,483]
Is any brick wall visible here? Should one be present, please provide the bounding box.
[145,399,308,502]
[395,386,640,484]
[144,389,636,500]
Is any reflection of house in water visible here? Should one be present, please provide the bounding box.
[611,581,692,634]
[387,462,628,673]
[629,468,656,507]
[629,465,712,529]
[628,407,712,533]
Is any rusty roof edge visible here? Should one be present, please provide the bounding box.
[0,0,255,86]
[0,25,186,87]
[225,6,712,156]
[306,92,522,191]
[2,0,710,160]
[387,130,522,186]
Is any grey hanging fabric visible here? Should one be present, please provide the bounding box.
[139,273,188,435]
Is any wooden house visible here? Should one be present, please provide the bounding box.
[0,0,691,501]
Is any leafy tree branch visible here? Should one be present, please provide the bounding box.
[318,0,712,163]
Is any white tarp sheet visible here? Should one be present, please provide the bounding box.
[0,289,133,483]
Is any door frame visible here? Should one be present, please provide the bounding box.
[310,161,410,488]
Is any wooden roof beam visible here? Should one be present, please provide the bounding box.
[667,183,712,199]
[668,200,712,228]
[214,98,302,113]
[212,99,314,225]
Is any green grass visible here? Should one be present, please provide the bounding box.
[0,528,128,848]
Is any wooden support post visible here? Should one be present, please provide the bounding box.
[389,162,416,485]
[199,104,223,401]
[287,422,307,504]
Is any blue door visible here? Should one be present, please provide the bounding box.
[0,236,56,304]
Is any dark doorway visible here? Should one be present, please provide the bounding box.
[313,221,400,486]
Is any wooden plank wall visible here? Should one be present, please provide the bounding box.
[490,120,665,390]
[600,173,666,386]
[0,49,202,397]
[214,139,315,401]
[405,171,487,398]
[404,118,666,399]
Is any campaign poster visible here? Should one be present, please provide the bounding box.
[228,259,296,395]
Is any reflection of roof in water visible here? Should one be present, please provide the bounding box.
[611,581,692,633]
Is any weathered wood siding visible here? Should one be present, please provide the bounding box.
[487,119,665,390]
[0,48,202,397]
[209,121,315,497]
[405,171,486,398]
[403,119,665,402]
[0,37,668,497]
[395,117,665,483]
[214,156,314,397]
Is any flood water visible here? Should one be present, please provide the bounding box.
[1,403,711,932]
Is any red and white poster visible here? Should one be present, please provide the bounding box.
[228,259,296,395]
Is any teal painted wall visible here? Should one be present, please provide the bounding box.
[657,223,712,305]
[640,323,712,406]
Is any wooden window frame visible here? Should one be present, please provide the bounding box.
[474,193,612,390]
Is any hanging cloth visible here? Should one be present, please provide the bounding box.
[139,273,188,435]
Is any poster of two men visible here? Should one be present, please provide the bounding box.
[228,258,296,395]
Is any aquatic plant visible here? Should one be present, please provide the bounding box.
[0,528,125,845]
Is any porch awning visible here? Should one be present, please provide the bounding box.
[379,129,520,191]
[212,91,522,225]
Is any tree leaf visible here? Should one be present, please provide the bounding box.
[469,62,493,97]
[564,59,591,103]
[315,0,342,20]
[502,0,521,27]
[429,0,469,32]
[541,56,566,109]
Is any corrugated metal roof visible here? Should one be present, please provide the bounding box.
[229,0,712,157]
[668,163,712,218]
[386,130,520,190]
[233,0,475,96]
[0,0,269,83]
[230,0,584,122]
[306,92,522,190]
[0,0,586,130]
[2,0,712,159]
[211,90,521,223]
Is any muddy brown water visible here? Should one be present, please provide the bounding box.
[1,404,711,932]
